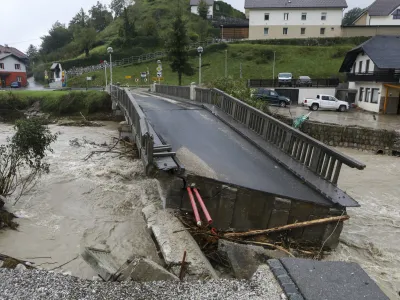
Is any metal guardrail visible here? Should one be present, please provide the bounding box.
[152,83,365,184]
[110,85,154,173]
[193,87,365,184]
[249,78,340,88]
[67,39,220,77]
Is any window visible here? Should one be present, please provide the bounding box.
[320,28,325,35]
[301,28,306,35]
[16,76,22,82]
[321,12,327,20]
[264,13,269,21]
[283,27,288,35]
[366,59,370,73]
[331,27,335,31]
[359,61,363,73]
[352,63,356,73]
[371,88,379,104]
[393,9,400,19]
[15,64,21,70]
[284,13,289,20]
[301,13,307,20]
[270,91,278,96]
[328,96,337,101]
[359,88,364,101]
[321,95,330,100]
[0,63,4,69]
[365,88,371,102]
[264,27,269,35]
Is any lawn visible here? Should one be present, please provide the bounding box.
[67,43,352,87]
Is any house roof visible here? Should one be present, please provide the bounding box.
[190,0,214,5]
[0,45,28,59]
[244,0,347,9]
[0,53,26,63]
[367,0,400,16]
[339,35,400,72]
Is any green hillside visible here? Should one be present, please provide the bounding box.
[67,43,352,87]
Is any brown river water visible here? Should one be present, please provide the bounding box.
[0,123,398,299]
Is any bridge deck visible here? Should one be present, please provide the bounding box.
[131,90,334,207]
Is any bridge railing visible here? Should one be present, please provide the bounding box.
[192,87,365,184]
[110,85,154,173]
[155,84,191,100]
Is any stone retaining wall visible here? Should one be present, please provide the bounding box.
[162,174,346,249]
[276,115,400,153]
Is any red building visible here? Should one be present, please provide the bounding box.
[0,45,28,88]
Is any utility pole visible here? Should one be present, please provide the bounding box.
[225,49,228,77]
[104,60,108,88]
[273,51,276,87]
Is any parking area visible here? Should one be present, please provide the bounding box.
[272,105,400,132]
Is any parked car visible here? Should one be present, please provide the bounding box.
[10,82,20,88]
[296,76,312,87]
[278,73,293,87]
[303,94,349,112]
[251,88,291,107]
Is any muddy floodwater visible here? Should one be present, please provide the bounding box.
[0,122,162,279]
[0,123,399,298]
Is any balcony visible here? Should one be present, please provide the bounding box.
[346,70,400,83]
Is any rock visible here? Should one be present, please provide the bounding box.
[120,257,179,282]
[81,247,120,281]
[15,264,27,271]
[0,261,3,268]
[218,240,289,280]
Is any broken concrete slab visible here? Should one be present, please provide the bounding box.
[218,240,289,279]
[81,247,120,281]
[121,258,179,282]
[151,209,218,280]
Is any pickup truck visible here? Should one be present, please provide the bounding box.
[303,94,349,112]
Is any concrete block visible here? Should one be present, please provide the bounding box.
[274,197,291,210]
[301,215,326,243]
[321,221,344,249]
[215,185,237,229]
[81,247,120,281]
[151,209,218,280]
[288,202,315,240]
[268,209,290,228]
[218,240,289,279]
[121,258,179,282]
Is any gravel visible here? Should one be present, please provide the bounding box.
[0,268,283,300]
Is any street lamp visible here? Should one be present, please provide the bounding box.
[272,51,276,87]
[220,25,224,40]
[104,60,108,88]
[197,46,203,85]
[107,47,113,86]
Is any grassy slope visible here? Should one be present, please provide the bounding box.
[67,43,352,87]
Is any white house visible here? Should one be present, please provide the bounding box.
[0,53,28,88]
[190,0,214,19]
[339,36,400,114]
[244,0,347,40]
[353,0,400,25]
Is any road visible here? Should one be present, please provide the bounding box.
[130,89,331,206]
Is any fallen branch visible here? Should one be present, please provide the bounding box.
[224,215,350,238]
[80,112,88,122]
[237,240,295,257]
[49,255,79,271]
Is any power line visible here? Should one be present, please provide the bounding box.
[4,38,41,46]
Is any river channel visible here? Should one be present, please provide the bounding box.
[0,123,398,299]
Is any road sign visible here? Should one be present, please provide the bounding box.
[157,71,162,77]
[125,75,132,79]
[152,77,164,81]
[135,78,139,82]
[144,78,148,82]
[156,66,162,72]
[140,72,147,78]
[86,77,92,81]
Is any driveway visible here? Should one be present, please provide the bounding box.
[272,105,400,132]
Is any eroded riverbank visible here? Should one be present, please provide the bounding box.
[0,123,398,298]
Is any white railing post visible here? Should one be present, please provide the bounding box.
[190,82,196,101]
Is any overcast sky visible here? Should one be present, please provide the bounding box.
[0,0,372,53]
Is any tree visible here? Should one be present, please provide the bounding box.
[40,22,73,54]
[197,0,209,20]
[119,7,136,40]
[342,7,364,26]
[0,119,58,204]
[69,8,89,29]
[195,19,209,41]
[110,0,130,18]
[26,44,38,62]
[166,8,193,86]
[89,1,113,31]
[74,27,97,57]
